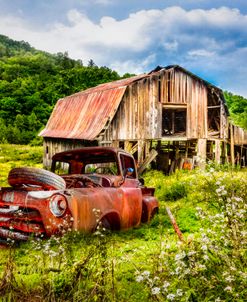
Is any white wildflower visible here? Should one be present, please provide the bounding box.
[224,286,232,292]
[136,275,144,282]
[188,251,196,256]
[142,270,150,277]
[151,287,160,295]
[175,251,186,261]
[225,275,235,282]
[163,281,170,289]
[167,293,176,300]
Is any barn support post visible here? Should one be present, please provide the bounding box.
[230,124,235,166]
[221,141,227,164]
[124,141,132,153]
[185,141,189,158]
[215,140,221,164]
[137,140,145,164]
[112,141,120,148]
[197,138,207,168]
[145,141,151,158]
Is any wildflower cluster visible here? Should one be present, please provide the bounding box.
[135,169,247,301]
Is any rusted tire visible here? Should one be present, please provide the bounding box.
[8,167,66,190]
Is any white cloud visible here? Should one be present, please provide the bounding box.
[163,40,178,51]
[188,49,215,57]
[0,5,246,95]
[95,0,112,5]
[110,53,156,75]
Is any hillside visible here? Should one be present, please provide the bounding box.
[0,35,35,57]
[0,35,121,145]
[0,34,246,146]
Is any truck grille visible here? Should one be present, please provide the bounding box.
[0,204,46,242]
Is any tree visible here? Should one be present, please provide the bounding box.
[224,91,247,129]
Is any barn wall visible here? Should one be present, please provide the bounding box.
[233,125,247,145]
[103,76,161,141]
[159,69,208,139]
[103,68,209,142]
[43,138,97,168]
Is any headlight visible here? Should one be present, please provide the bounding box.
[49,194,67,217]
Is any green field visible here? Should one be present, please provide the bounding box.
[0,144,246,301]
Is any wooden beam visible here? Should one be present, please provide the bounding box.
[137,140,145,164]
[124,141,132,153]
[165,206,184,242]
[130,142,138,154]
[162,103,187,109]
[215,140,221,164]
[208,105,221,109]
[161,137,188,141]
[138,149,158,175]
[197,139,207,168]
[230,124,235,166]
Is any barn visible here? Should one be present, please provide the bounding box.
[39,65,247,173]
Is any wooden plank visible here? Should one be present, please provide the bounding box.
[230,124,235,166]
[215,140,221,163]
[165,206,184,242]
[197,138,207,168]
[208,105,221,109]
[124,141,132,153]
[162,103,187,109]
[138,149,158,175]
[137,140,144,163]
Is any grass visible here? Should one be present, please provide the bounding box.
[0,144,246,301]
[0,144,42,186]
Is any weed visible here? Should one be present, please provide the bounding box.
[0,145,246,301]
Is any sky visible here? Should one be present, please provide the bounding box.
[0,0,247,97]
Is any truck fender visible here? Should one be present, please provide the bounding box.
[98,210,121,231]
[141,196,159,223]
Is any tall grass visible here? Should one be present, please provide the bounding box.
[0,144,246,301]
[0,144,42,186]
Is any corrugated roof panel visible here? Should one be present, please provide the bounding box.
[40,73,147,140]
[40,87,125,140]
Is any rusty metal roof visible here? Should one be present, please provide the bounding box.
[39,74,147,140]
[40,64,229,141]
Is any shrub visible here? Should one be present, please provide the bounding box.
[163,182,188,201]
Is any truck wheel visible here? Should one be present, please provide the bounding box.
[97,213,120,231]
[150,208,159,220]
[8,167,66,190]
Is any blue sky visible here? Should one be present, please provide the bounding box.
[0,0,247,97]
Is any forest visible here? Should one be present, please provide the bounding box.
[0,34,130,145]
[0,34,246,146]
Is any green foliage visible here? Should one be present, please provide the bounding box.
[0,35,122,144]
[0,149,246,301]
[163,182,188,201]
[224,91,247,129]
[0,144,43,186]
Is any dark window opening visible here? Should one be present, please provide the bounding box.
[162,108,186,136]
[120,154,136,178]
[207,90,221,137]
[208,108,220,133]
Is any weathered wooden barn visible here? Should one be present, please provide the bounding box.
[40,65,247,173]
